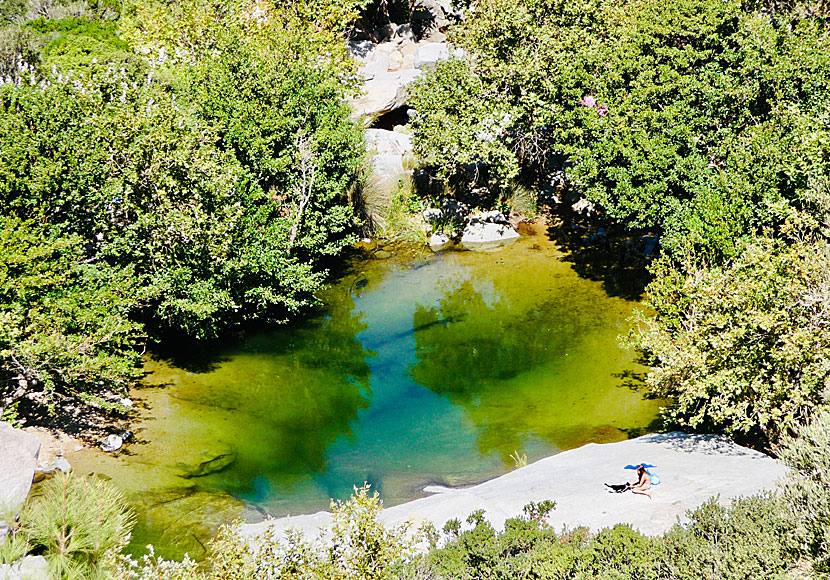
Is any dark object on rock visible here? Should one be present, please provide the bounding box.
[605,482,631,493]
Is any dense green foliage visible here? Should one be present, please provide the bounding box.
[407,0,830,447]
[0,0,368,426]
[779,408,830,573]
[633,230,830,443]
[411,0,830,258]
[427,495,793,580]
[0,217,141,420]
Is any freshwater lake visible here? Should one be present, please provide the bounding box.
[66,222,664,559]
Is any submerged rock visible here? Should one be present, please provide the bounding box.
[460,222,520,251]
[178,444,237,479]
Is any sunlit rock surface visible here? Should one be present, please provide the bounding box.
[0,423,40,514]
[241,433,785,540]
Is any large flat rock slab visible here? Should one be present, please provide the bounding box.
[0,422,41,514]
[241,433,785,540]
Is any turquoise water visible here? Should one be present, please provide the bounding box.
[67,225,663,559]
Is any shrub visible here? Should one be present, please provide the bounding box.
[24,472,135,579]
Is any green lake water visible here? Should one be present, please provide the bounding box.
[66,224,664,560]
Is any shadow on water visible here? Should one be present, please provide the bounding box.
[407,265,665,465]
[543,207,659,301]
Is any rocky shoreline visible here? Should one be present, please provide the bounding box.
[240,432,785,543]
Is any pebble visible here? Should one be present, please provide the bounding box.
[54,457,72,473]
[101,434,123,452]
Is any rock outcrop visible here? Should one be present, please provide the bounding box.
[0,423,40,515]
[0,556,49,580]
[177,443,238,479]
[240,433,786,542]
[349,37,457,123]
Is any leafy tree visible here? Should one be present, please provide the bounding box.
[632,228,830,445]
[0,217,141,421]
[0,0,370,422]
[412,0,830,259]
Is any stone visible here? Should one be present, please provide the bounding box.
[422,208,443,223]
[178,445,237,479]
[351,68,423,123]
[0,555,49,580]
[414,42,450,69]
[429,232,452,252]
[460,222,521,251]
[387,50,404,72]
[440,198,470,222]
[571,197,596,215]
[365,129,413,157]
[480,210,509,224]
[0,423,41,515]
[54,456,72,473]
[240,433,786,544]
[347,40,374,61]
[120,397,133,409]
[412,0,456,29]
[101,434,123,452]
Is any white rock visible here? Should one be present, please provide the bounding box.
[0,555,49,580]
[414,42,450,69]
[460,222,520,250]
[240,433,786,543]
[101,434,123,453]
[351,69,423,123]
[422,208,443,223]
[54,457,72,473]
[480,210,509,224]
[120,397,133,409]
[365,129,413,157]
[0,423,41,515]
[429,232,452,252]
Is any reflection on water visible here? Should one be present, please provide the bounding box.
[65,223,664,560]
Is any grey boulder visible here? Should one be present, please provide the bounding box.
[461,222,520,251]
[429,232,452,252]
[0,556,49,580]
[0,423,40,515]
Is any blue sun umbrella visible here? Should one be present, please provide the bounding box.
[624,463,661,485]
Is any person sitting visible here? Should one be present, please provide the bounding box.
[631,464,652,499]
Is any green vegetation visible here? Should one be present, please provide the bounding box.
[409,0,830,449]
[2,0,830,576]
[7,414,830,578]
[633,229,830,444]
[4,472,135,579]
[0,0,368,428]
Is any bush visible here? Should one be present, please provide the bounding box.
[632,229,830,445]
[24,472,135,579]
[779,407,830,573]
